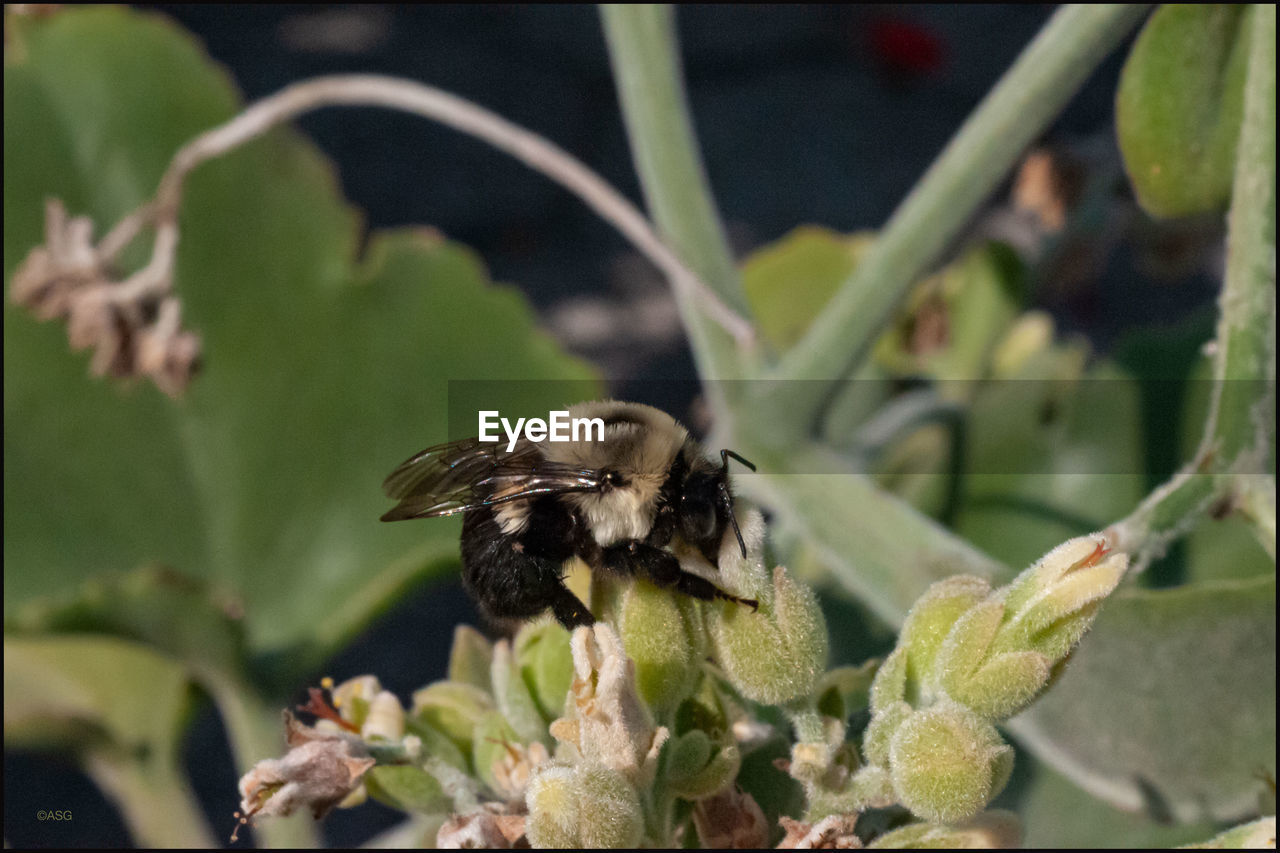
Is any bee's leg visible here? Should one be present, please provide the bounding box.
[548,586,596,629]
[603,541,758,611]
[462,503,596,629]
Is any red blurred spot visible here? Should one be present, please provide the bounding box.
[867,16,945,78]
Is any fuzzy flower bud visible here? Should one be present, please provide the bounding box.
[883,534,1126,725]
[525,763,644,849]
[616,579,706,714]
[992,534,1128,661]
[447,624,494,691]
[513,618,574,723]
[887,701,1013,824]
[491,639,551,745]
[547,624,669,787]
[705,511,827,704]
[411,681,495,753]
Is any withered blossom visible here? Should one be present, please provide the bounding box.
[692,786,769,849]
[547,623,669,787]
[10,198,201,397]
[437,807,528,849]
[235,711,375,835]
[777,814,863,849]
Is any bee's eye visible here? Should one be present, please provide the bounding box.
[681,493,717,540]
[604,471,624,488]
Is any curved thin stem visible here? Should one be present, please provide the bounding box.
[602,5,756,390]
[136,73,753,347]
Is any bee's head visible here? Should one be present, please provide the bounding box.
[679,448,755,567]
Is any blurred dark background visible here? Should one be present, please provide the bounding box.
[9,5,1223,848]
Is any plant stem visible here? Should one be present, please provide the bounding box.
[1111,6,1276,567]
[601,4,756,396]
[741,444,1005,623]
[85,752,216,849]
[121,73,753,350]
[762,5,1150,437]
[1203,3,1276,471]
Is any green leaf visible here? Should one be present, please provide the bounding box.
[3,7,598,667]
[1008,574,1276,822]
[6,565,243,678]
[1013,752,1219,848]
[740,226,874,351]
[4,635,214,847]
[1117,5,1253,218]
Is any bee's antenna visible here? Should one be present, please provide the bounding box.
[719,449,756,558]
[720,449,756,473]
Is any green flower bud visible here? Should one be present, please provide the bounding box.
[490,639,549,746]
[526,763,644,849]
[869,810,1022,848]
[362,690,406,742]
[514,618,574,723]
[668,729,712,780]
[616,578,706,714]
[402,716,468,771]
[944,650,1052,720]
[364,764,450,814]
[888,702,1013,824]
[667,732,741,800]
[524,765,579,849]
[899,576,992,694]
[870,647,909,713]
[411,681,494,753]
[708,566,829,704]
[993,534,1127,662]
[447,624,494,691]
[862,699,912,767]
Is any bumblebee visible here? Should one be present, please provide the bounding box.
[381,400,758,629]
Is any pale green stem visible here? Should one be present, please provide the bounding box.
[1111,5,1276,567]
[601,4,756,402]
[85,752,216,848]
[1202,2,1276,471]
[761,5,1150,439]
[204,671,322,848]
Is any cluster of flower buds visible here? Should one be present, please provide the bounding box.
[236,524,1125,846]
[10,198,200,397]
[854,534,1127,824]
[236,508,834,846]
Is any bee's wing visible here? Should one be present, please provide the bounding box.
[380,438,604,521]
